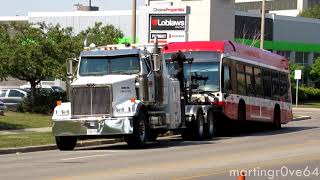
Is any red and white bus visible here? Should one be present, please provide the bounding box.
[162,41,292,129]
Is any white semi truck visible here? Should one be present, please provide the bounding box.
[52,40,217,150]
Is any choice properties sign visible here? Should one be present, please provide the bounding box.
[148,6,188,43]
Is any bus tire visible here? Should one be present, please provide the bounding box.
[125,111,148,147]
[273,107,281,130]
[55,136,77,151]
[193,109,205,140]
[205,110,216,139]
[238,101,246,121]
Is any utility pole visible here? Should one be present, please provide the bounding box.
[131,0,137,44]
[260,0,266,49]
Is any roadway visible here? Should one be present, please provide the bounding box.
[0,108,319,180]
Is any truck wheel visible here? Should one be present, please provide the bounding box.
[148,132,158,142]
[125,111,148,147]
[55,136,77,151]
[193,110,204,140]
[205,110,216,139]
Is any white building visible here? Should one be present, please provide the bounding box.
[235,0,320,16]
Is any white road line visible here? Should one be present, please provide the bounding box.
[61,154,111,161]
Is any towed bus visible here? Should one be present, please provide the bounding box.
[162,41,293,130]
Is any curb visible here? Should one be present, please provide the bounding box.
[0,139,119,155]
[292,116,311,121]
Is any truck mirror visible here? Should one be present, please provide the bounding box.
[153,54,161,71]
[66,58,73,76]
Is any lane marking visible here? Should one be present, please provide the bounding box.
[61,154,111,161]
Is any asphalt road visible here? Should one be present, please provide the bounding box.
[0,108,319,180]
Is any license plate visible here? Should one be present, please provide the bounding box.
[87,129,98,135]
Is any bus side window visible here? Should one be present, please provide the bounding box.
[223,66,232,92]
[254,67,263,97]
[272,71,280,97]
[262,69,272,98]
[245,66,255,96]
[237,64,246,95]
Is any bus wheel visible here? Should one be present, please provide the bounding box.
[193,110,204,140]
[205,110,216,139]
[273,107,281,130]
[238,102,246,121]
[55,136,77,151]
[125,111,148,147]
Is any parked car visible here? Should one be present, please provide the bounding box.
[0,100,6,115]
[0,89,27,110]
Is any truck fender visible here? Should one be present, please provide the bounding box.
[133,102,147,117]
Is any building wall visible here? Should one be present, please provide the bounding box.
[273,15,320,44]
[28,11,133,36]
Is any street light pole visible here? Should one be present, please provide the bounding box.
[260,0,266,49]
[131,0,137,44]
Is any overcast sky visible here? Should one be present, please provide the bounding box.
[0,0,145,16]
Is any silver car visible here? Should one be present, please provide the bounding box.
[0,100,6,115]
[0,89,27,110]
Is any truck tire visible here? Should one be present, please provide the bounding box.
[147,132,158,142]
[55,136,77,151]
[193,110,204,140]
[125,111,148,147]
[205,110,216,139]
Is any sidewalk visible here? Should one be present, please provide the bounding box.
[0,127,51,135]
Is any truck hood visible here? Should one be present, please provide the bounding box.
[72,75,137,86]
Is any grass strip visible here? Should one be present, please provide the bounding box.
[0,111,52,130]
[0,132,54,149]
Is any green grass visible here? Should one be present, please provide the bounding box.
[0,132,54,148]
[0,111,52,130]
[297,101,320,108]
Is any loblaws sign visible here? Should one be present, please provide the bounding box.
[150,16,186,31]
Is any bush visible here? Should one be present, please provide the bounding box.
[17,90,66,114]
[292,86,320,102]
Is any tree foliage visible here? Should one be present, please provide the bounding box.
[309,58,320,88]
[79,22,123,46]
[299,4,320,19]
[0,22,81,93]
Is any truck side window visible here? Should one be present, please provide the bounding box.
[142,59,150,74]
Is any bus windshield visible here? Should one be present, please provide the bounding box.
[167,62,220,92]
[165,51,220,92]
[79,55,140,76]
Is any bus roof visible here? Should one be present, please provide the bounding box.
[162,41,289,70]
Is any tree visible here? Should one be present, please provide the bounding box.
[79,22,123,46]
[0,22,81,100]
[309,58,320,88]
[299,4,320,19]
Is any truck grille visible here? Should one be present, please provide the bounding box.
[71,86,112,116]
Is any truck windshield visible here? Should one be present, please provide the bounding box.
[79,55,140,76]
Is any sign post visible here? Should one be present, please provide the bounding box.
[294,70,302,107]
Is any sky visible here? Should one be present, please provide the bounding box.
[0,0,145,16]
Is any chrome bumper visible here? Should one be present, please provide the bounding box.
[52,117,133,136]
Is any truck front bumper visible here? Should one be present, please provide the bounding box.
[52,117,133,136]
